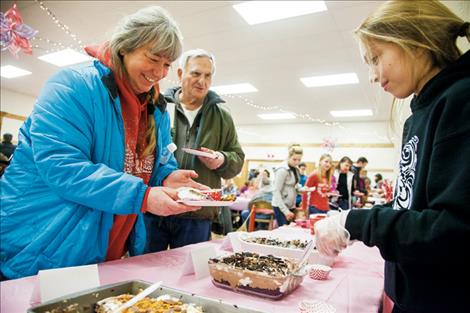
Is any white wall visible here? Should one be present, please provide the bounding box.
[236,122,398,181]
[0,88,36,142]
[1,88,400,180]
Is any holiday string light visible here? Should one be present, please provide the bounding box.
[34,0,84,50]
[162,77,391,142]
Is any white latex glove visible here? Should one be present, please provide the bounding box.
[146,187,200,216]
[314,211,351,257]
[162,169,209,190]
[197,147,225,170]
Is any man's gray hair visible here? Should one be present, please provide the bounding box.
[178,49,216,75]
[108,6,183,77]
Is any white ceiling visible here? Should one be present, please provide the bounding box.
[1,1,468,126]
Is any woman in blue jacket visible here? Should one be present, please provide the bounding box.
[0,6,203,280]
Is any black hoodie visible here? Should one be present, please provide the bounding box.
[346,50,470,312]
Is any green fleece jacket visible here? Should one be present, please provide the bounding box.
[164,87,245,220]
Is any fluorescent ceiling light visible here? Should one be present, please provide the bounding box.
[233,1,327,25]
[211,83,258,95]
[38,48,92,67]
[330,109,373,118]
[1,65,32,78]
[258,112,296,120]
[300,73,359,87]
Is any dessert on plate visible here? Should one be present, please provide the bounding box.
[95,293,203,313]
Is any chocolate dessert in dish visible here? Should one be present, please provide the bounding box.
[242,236,310,249]
[208,252,306,299]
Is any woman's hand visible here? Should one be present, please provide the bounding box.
[162,169,209,190]
[146,187,200,216]
[285,211,295,221]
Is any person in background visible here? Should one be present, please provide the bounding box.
[240,178,259,199]
[332,156,354,211]
[298,162,308,186]
[248,168,260,181]
[272,144,303,226]
[304,154,334,214]
[240,169,273,225]
[0,133,17,160]
[239,181,249,195]
[222,178,238,195]
[351,156,368,194]
[0,7,204,280]
[374,173,384,189]
[314,1,470,312]
[144,49,244,251]
[296,162,308,206]
[0,133,17,177]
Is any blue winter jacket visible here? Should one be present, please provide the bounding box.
[0,60,177,279]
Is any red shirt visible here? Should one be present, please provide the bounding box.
[305,172,330,212]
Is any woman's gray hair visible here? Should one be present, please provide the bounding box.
[108,6,183,77]
[178,48,216,76]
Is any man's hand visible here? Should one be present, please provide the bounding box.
[146,187,200,216]
[163,170,209,190]
[197,147,224,170]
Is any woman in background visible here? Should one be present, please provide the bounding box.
[332,156,354,211]
[272,144,303,226]
[304,154,334,214]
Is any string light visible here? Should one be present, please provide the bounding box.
[34,0,85,50]
[26,3,391,142]
[162,77,390,142]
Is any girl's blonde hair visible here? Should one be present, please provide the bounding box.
[355,0,470,69]
[317,154,333,185]
[288,144,303,157]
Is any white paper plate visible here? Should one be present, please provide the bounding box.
[177,200,235,206]
[182,148,217,159]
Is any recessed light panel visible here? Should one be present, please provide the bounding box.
[330,109,373,117]
[211,83,258,95]
[233,1,327,25]
[258,112,296,120]
[300,73,359,87]
[1,65,32,78]
[38,48,93,67]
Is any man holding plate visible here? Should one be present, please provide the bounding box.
[144,49,245,252]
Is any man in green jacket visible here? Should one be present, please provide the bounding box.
[144,49,245,252]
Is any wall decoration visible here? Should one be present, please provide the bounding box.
[1,3,38,57]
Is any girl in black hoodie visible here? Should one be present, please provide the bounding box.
[314,1,470,312]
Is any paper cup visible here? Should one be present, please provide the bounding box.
[309,264,332,280]
[309,214,327,234]
[299,300,336,313]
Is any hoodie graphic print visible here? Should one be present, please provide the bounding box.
[393,135,419,210]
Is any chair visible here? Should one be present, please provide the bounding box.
[248,200,275,232]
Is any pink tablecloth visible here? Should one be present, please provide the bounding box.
[0,240,384,313]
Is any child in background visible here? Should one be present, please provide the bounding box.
[304,154,334,214]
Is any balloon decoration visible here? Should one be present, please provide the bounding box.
[321,137,337,153]
[1,3,38,57]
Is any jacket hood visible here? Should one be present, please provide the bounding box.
[163,86,225,108]
[275,161,291,171]
[411,50,470,111]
